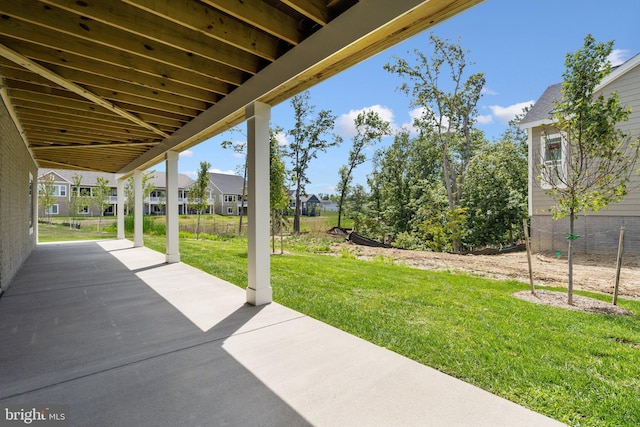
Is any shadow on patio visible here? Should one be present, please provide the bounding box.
[0,240,564,426]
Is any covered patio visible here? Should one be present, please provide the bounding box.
[0,239,563,426]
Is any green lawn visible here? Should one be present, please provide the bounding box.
[38,218,640,425]
[143,235,640,427]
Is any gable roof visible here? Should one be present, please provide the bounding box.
[148,171,194,189]
[209,173,245,195]
[521,53,640,129]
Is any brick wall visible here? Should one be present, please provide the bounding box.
[0,99,38,292]
[531,215,640,255]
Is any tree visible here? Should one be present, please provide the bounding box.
[221,131,248,234]
[38,173,56,224]
[287,91,341,233]
[336,110,391,228]
[385,34,485,252]
[270,126,290,253]
[69,174,87,229]
[189,161,211,240]
[93,176,111,232]
[462,112,529,247]
[539,34,640,305]
[125,171,155,215]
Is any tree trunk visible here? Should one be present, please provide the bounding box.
[567,211,575,305]
[293,184,301,234]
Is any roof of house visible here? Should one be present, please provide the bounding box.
[521,53,640,129]
[148,171,194,189]
[38,169,193,189]
[209,173,245,195]
[520,83,562,127]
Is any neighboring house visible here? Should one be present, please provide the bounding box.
[288,192,322,216]
[520,54,640,254]
[208,173,247,216]
[37,169,194,216]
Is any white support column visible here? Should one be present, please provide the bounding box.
[117,177,125,240]
[134,170,144,247]
[246,101,272,306]
[165,151,180,263]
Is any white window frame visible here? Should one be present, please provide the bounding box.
[540,133,567,189]
[226,207,234,215]
[45,204,59,215]
[224,194,237,203]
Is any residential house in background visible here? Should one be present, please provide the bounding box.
[37,169,194,217]
[288,192,322,216]
[207,172,247,216]
[520,54,640,254]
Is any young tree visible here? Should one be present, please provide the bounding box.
[287,91,341,233]
[270,126,290,253]
[38,173,56,224]
[189,161,211,240]
[336,110,391,228]
[385,34,485,252]
[93,176,111,232]
[539,34,640,305]
[69,174,86,229]
[125,171,155,215]
[221,130,248,233]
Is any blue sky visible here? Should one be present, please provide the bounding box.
[159,0,640,195]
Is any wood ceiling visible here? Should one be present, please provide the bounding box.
[0,0,482,174]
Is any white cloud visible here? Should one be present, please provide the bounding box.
[401,107,452,134]
[481,87,498,96]
[475,114,493,125]
[179,150,193,158]
[274,132,289,146]
[608,49,631,67]
[488,101,534,124]
[335,105,395,138]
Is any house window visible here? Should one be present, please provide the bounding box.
[224,195,236,203]
[541,134,566,189]
[226,207,234,215]
[50,185,66,197]
[78,206,89,214]
[45,204,59,215]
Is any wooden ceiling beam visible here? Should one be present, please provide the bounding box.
[41,0,263,75]
[0,1,247,86]
[0,31,233,96]
[20,117,158,139]
[124,0,283,61]
[32,142,159,150]
[1,65,215,111]
[13,98,185,130]
[280,0,331,26]
[0,48,217,103]
[201,0,305,46]
[0,42,170,138]
[36,159,103,172]
[22,121,157,141]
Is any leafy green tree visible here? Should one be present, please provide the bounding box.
[125,170,155,215]
[38,173,56,224]
[336,110,391,228]
[385,34,486,252]
[270,126,290,253]
[287,91,341,233]
[93,176,111,232]
[189,161,212,240]
[539,34,640,304]
[69,174,86,229]
[462,140,527,247]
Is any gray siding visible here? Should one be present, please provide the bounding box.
[531,63,640,217]
[0,100,38,292]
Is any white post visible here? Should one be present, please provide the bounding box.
[117,177,125,239]
[165,151,180,263]
[246,101,272,306]
[134,170,144,247]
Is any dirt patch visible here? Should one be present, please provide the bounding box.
[333,242,640,303]
[513,290,632,315]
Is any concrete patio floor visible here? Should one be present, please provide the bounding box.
[0,240,565,426]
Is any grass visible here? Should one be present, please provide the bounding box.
[142,235,640,427]
[39,217,640,425]
[37,221,117,242]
